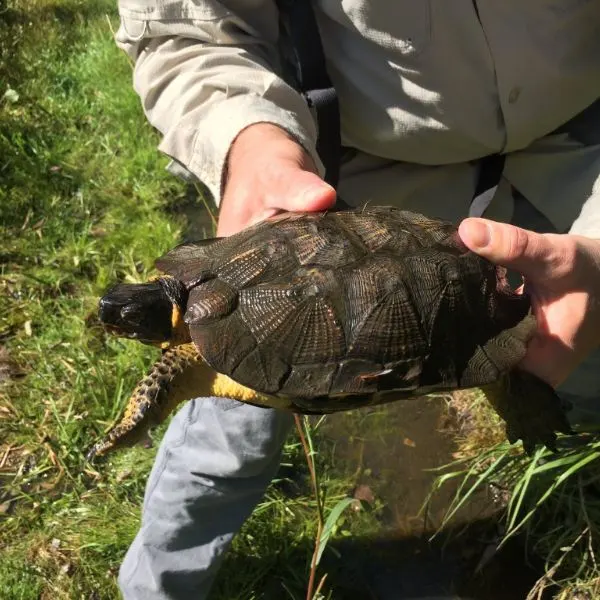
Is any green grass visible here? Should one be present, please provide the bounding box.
[4,2,600,599]
[0,1,186,597]
[432,394,600,600]
[0,2,382,598]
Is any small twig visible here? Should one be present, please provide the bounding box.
[0,444,15,469]
[306,520,324,600]
[526,527,588,600]
[104,14,117,39]
[294,415,323,525]
[193,182,218,232]
[314,573,328,599]
[578,473,597,571]
[294,415,324,600]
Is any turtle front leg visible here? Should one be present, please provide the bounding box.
[483,370,574,454]
[86,343,203,461]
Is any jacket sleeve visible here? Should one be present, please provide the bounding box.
[115,0,322,204]
[571,187,600,239]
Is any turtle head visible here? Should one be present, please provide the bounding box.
[98,277,190,348]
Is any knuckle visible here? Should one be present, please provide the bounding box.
[515,232,578,280]
[507,226,530,260]
[553,236,578,276]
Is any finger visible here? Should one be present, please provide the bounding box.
[266,168,337,213]
[220,169,336,235]
[458,218,572,281]
[519,333,576,388]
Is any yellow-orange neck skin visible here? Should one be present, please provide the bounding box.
[159,304,192,349]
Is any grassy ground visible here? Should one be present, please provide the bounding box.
[3,2,600,599]
[0,2,383,598]
[440,392,600,600]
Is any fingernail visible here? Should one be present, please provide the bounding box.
[299,184,335,210]
[302,186,321,203]
[463,219,491,249]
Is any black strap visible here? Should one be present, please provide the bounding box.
[474,153,505,199]
[469,153,506,217]
[276,0,341,189]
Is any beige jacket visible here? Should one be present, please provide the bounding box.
[115,0,600,232]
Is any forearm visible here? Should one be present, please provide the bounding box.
[115,1,322,203]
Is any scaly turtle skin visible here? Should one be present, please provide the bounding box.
[88,207,572,460]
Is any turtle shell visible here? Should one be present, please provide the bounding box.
[155,207,532,411]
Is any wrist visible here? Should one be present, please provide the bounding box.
[232,122,295,146]
[227,123,318,178]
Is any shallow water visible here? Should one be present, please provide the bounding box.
[317,399,548,600]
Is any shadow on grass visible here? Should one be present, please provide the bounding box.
[0,0,113,38]
[0,0,118,231]
[0,0,114,84]
[212,515,552,600]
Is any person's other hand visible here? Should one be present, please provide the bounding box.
[459,218,600,387]
[217,123,336,237]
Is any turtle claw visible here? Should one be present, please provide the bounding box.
[85,444,111,464]
[85,445,100,464]
[85,430,142,463]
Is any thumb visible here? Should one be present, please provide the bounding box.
[267,168,338,213]
[458,217,561,280]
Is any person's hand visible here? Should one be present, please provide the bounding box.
[217,123,336,237]
[459,218,600,387]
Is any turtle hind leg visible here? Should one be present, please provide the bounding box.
[86,343,202,461]
[485,369,574,455]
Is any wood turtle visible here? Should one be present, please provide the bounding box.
[87,207,572,460]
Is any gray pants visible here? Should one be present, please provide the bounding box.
[120,126,600,599]
[119,397,293,598]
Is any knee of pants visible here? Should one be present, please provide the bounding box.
[160,396,295,480]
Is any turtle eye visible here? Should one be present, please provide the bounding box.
[120,303,147,326]
[119,304,172,342]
